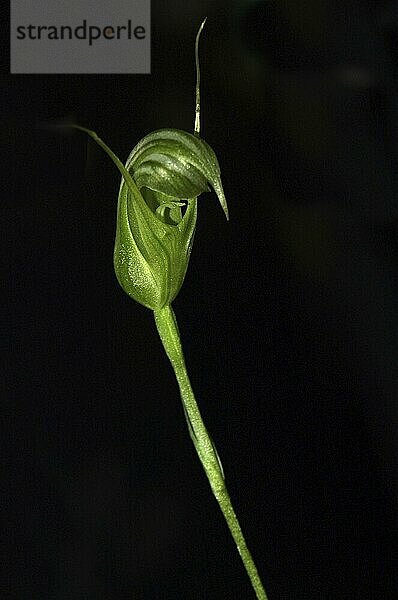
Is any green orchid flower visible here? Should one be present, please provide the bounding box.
[64,19,268,600]
[72,127,228,310]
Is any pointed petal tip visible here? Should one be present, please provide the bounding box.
[220,197,229,221]
[221,197,229,221]
[213,180,229,221]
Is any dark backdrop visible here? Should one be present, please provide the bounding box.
[4,2,397,599]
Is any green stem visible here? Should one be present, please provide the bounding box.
[154,304,269,600]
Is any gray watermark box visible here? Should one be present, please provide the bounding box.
[11,0,150,73]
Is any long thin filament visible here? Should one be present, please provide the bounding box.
[194,18,207,137]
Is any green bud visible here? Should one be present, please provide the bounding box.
[67,21,227,311]
[115,127,227,310]
[68,125,227,311]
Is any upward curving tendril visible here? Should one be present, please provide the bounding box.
[194,17,207,137]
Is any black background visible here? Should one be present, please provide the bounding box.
[4,1,397,599]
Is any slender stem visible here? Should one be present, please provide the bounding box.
[154,304,269,600]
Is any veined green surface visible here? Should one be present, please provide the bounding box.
[126,128,229,220]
